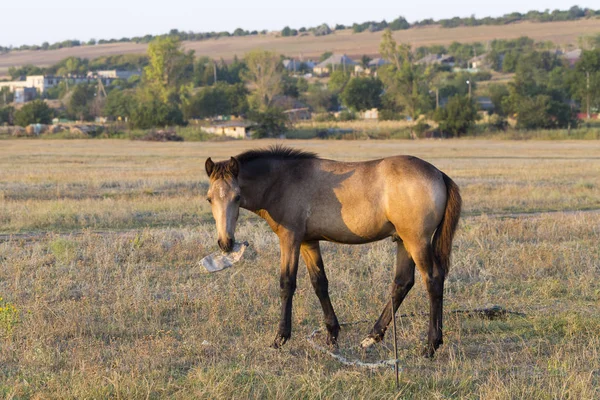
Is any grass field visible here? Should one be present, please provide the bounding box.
[2,18,600,76]
[1,139,599,398]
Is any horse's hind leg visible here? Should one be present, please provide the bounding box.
[360,240,415,348]
[411,241,445,357]
[301,241,340,346]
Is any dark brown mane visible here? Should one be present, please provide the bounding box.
[236,145,318,164]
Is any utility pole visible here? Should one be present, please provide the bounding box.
[214,61,217,84]
[466,80,472,99]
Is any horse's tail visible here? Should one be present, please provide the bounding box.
[433,173,462,275]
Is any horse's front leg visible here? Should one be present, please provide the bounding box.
[271,229,302,348]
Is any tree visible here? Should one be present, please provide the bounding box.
[248,108,288,138]
[67,84,96,121]
[328,70,351,94]
[433,95,477,137]
[143,36,194,102]
[281,26,297,37]
[379,29,430,119]
[389,16,410,30]
[8,65,44,80]
[0,106,14,125]
[572,49,600,117]
[182,82,248,120]
[502,50,577,129]
[360,55,372,69]
[104,90,136,120]
[488,84,510,116]
[341,77,383,111]
[242,50,282,110]
[130,97,185,129]
[303,82,339,113]
[319,51,333,62]
[14,100,53,126]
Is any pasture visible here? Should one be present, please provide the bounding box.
[2,18,600,76]
[1,139,599,399]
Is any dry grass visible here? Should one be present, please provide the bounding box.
[1,139,599,398]
[2,19,600,75]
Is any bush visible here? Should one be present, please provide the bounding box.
[130,98,185,129]
[248,108,288,138]
[378,109,403,121]
[433,95,477,137]
[0,106,14,125]
[340,77,383,111]
[488,114,508,131]
[14,100,53,127]
[338,109,356,121]
[413,120,431,136]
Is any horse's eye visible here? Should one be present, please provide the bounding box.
[206,197,212,204]
[234,195,241,202]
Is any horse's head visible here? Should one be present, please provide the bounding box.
[205,157,241,253]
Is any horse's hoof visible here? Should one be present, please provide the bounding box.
[422,347,435,358]
[271,334,289,349]
[360,335,379,349]
[326,336,339,349]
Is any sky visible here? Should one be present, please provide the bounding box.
[1,1,597,47]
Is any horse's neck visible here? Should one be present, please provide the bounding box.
[238,159,284,212]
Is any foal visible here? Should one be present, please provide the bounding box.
[205,145,461,356]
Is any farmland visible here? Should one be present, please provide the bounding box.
[2,18,600,76]
[1,139,599,398]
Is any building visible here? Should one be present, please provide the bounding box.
[359,108,379,120]
[14,87,37,103]
[201,121,255,139]
[563,49,582,67]
[0,70,141,103]
[0,75,61,94]
[468,54,489,70]
[355,58,390,75]
[313,54,357,76]
[283,108,311,122]
[90,70,141,80]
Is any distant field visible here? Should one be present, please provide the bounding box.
[1,19,600,76]
[1,139,599,398]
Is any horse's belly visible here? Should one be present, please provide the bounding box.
[305,212,394,244]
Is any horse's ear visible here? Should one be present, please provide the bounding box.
[228,157,240,177]
[205,158,215,177]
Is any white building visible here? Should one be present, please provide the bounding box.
[0,75,61,94]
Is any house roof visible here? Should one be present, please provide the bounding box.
[283,59,316,70]
[468,54,488,63]
[315,54,357,68]
[368,58,389,67]
[416,54,455,65]
[209,121,255,128]
[563,49,582,60]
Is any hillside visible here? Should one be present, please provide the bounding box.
[1,19,599,76]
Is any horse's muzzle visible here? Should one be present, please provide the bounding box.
[218,237,234,253]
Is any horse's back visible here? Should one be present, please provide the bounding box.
[302,156,447,244]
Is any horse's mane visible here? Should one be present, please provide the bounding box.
[236,145,318,164]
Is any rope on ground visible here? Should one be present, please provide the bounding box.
[306,305,526,369]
